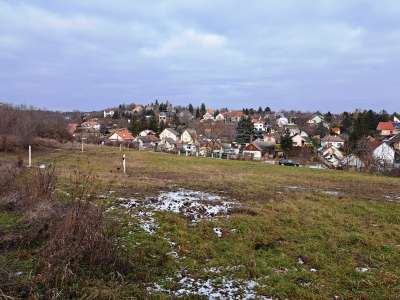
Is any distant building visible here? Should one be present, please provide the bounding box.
[321,135,345,149]
[223,111,244,123]
[159,112,168,124]
[307,115,324,125]
[139,129,156,137]
[331,127,341,135]
[159,128,180,142]
[215,113,225,121]
[181,129,198,144]
[81,119,101,131]
[108,128,135,142]
[202,112,214,121]
[103,110,115,118]
[243,139,275,160]
[377,122,397,136]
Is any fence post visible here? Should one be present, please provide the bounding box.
[122,154,126,174]
[28,145,32,167]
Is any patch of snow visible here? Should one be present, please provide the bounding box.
[149,276,272,300]
[356,267,369,273]
[297,257,304,265]
[285,185,306,190]
[213,227,223,238]
[310,268,318,272]
[112,189,240,235]
[146,189,238,222]
[323,191,340,197]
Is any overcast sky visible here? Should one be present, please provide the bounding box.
[1,0,399,112]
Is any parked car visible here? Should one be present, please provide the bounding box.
[278,159,300,167]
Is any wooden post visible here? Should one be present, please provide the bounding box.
[28,145,32,167]
[120,144,122,152]
[122,154,126,174]
[81,140,84,152]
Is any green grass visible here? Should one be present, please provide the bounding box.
[1,147,400,299]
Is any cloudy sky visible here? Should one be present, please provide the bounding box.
[1,0,400,112]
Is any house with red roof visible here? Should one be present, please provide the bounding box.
[377,122,398,136]
[108,128,135,142]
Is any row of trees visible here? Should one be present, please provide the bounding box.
[0,104,71,149]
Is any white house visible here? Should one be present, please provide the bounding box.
[81,120,101,131]
[373,142,397,167]
[321,135,345,149]
[277,117,289,128]
[139,129,156,137]
[215,113,225,121]
[159,128,179,142]
[322,146,344,168]
[307,115,324,125]
[181,129,198,144]
[103,110,115,118]
[108,128,135,142]
[159,138,177,152]
[202,112,214,121]
[341,154,365,170]
[292,134,309,148]
[253,122,265,132]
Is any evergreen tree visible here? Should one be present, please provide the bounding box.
[200,103,206,115]
[148,116,158,132]
[158,120,166,134]
[281,133,293,151]
[129,116,141,135]
[257,107,263,114]
[315,122,329,138]
[341,112,353,133]
[264,107,271,113]
[325,111,333,123]
[188,104,194,114]
[172,114,180,128]
[235,117,254,144]
[195,107,201,119]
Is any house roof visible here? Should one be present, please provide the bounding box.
[385,134,400,145]
[247,139,275,151]
[137,135,160,143]
[163,128,179,136]
[321,135,345,143]
[377,121,395,131]
[223,111,244,118]
[81,120,99,127]
[113,128,134,140]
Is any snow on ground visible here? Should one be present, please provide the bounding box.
[111,189,240,235]
[146,189,238,222]
[148,275,272,300]
[108,189,275,298]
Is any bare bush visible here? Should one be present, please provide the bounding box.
[35,170,128,295]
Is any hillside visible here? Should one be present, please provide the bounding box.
[1,146,400,299]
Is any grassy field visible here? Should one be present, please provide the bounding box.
[1,146,400,299]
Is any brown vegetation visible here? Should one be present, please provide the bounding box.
[0,163,128,298]
[0,103,71,152]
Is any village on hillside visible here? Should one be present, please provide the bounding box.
[66,101,400,174]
